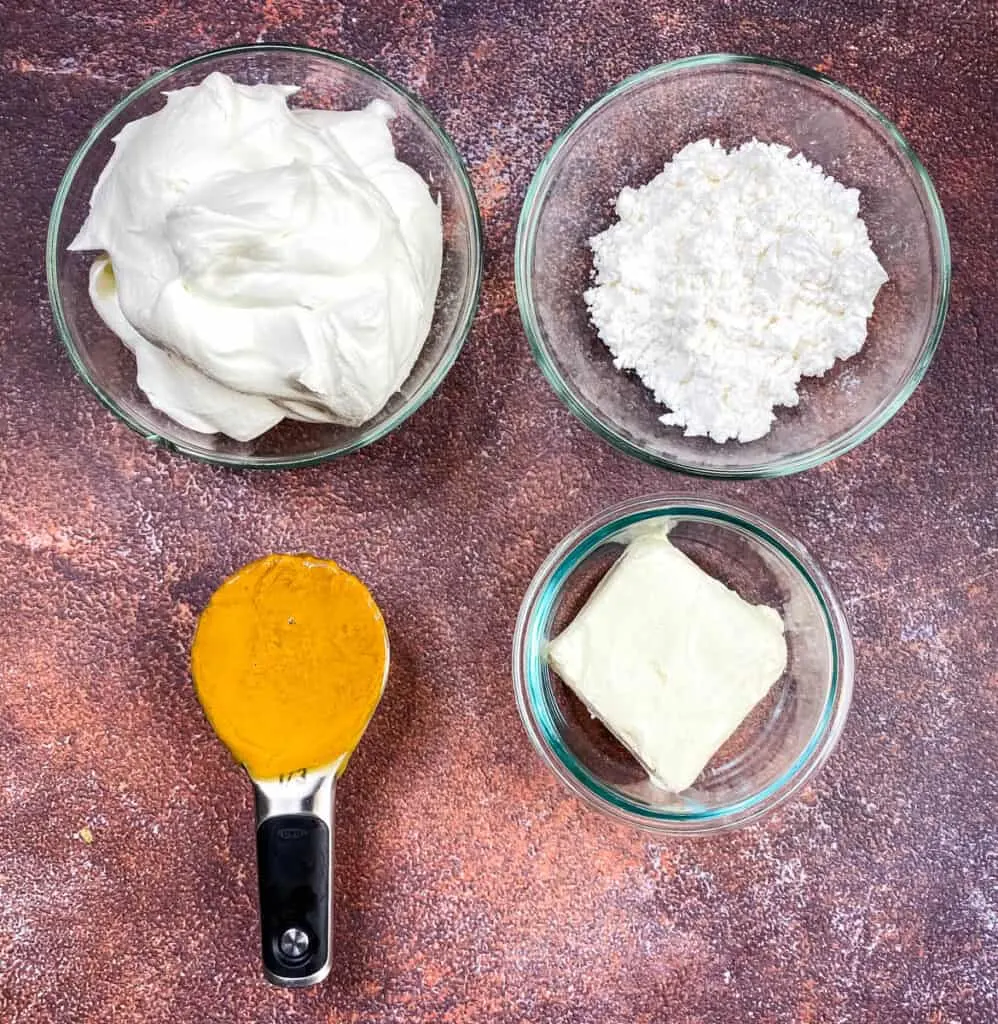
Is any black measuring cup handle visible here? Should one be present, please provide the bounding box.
[252,770,336,986]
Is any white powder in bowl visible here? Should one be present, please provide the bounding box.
[584,139,889,443]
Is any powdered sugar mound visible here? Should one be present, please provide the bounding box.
[584,138,889,443]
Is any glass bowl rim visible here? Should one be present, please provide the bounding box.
[514,52,952,480]
[511,493,855,834]
[46,42,484,470]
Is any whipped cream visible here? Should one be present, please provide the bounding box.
[71,72,443,441]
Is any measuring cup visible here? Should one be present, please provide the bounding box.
[191,554,388,987]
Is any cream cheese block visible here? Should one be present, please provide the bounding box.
[547,525,788,792]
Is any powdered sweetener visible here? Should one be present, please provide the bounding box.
[585,139,889,443]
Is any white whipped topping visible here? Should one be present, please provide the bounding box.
[585,138,889,443]
[70,72,443,441]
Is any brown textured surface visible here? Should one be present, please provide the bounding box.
[1,2,996,1022]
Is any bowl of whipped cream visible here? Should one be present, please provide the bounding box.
[48,44,483,467]
[516,54,950,478]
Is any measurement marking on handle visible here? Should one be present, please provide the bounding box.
[276,826,308,841]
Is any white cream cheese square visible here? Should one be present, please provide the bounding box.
[547,526,788,792]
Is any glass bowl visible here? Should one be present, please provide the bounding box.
[512,495,854,833]
[515,54,950,478]
[47,44,483,468]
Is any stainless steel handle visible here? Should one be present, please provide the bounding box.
[252,769,336,987]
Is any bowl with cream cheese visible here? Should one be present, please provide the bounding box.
[516,54,950,478]
[512,495,854,833]
[48,44,482,467]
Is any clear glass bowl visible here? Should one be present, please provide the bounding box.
[47,44,483,468]
[512,495,854,833]
[516,54,950,478]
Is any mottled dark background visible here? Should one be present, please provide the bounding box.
[1,2,996,1022]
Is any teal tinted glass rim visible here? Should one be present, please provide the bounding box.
[46,42,484,470]
[514,498,850,828]
[514,52,952,480]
